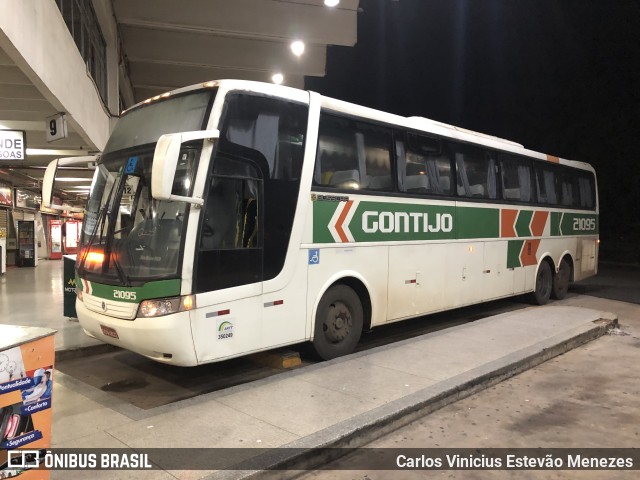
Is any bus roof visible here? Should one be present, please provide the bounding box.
[125,79,594,173]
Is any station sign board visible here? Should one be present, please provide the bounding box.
[0,130,26,160]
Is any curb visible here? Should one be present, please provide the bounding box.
[208,314,617,479]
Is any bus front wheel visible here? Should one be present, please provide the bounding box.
[551,258,571,300]
[530,261,553,305]
[313,285,363,360]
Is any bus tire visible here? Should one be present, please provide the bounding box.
[551,258,571,300]
[313,284,363,360]
[530,261,553,305]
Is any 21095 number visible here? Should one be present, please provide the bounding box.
[573,218,596,231]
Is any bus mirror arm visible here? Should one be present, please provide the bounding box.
[42,155,99,208]
[151,129,219,205]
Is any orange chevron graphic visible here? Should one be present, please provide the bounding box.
[520,239,541,266]
[531,211,549,236]
[501,209,518,238]
[501,209,549,238]
[335,200,354,243]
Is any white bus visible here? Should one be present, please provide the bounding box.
[43,80,598,366]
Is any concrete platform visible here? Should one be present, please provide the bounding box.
[48,303,616,480]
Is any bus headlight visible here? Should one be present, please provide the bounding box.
[138,295,196,318]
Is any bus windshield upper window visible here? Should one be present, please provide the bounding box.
[104,91,214,153]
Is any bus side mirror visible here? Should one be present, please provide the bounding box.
[42,156,98,210]
[151,129,219,206]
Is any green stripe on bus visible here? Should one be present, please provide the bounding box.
[349,202,457,242]
[312,198,597,243]
[312,201,340,243]
[507,240,524,269]
[560,213,599,236]
[515,210,533,237]
[89,279,181,303]
[551,212,563,236]
[456,207,499,239]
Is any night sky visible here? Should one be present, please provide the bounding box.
[306,0,640,256]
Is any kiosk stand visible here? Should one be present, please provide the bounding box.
[0,325,55,479]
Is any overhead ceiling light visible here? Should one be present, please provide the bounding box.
[290,40,305,57]
[272,73,284,85]
[324,0,340,7]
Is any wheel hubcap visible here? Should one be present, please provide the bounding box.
[324,302,352,343]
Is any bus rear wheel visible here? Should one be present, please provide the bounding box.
[313,285,363,360]
[552,258,571,300]
[530,261,553,305]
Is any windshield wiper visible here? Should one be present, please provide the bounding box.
[110,248,130,287]
[78,175,118,274]
[78,204,107,273]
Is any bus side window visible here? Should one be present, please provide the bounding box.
[452,143,497,199]
[559,169,580,208]
[314,113,393,191]
[400,133,452,195]
[499,154,534,203]
[578,173,596,209]
[535,166,558,205]
[200,158,261,251]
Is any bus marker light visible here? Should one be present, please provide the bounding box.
[86,251,104,264]
[180,295,196,311]
[264,300,284,307]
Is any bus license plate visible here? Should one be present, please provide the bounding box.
[100,325,119,339]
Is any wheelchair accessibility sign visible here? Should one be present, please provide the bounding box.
[308,249,320,265]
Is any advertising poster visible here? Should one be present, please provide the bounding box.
[49,221,62,260]
[0,183,12,207]
[0,333,55,479]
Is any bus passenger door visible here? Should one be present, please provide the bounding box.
[190,170,265,363]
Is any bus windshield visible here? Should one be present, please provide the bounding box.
[79,147,198,284]
[78,90,214,285]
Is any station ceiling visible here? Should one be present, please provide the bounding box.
[0,0,359,204]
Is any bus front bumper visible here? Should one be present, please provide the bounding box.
[76,299,198,366]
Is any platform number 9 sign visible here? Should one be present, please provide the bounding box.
[49,119,57,137]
